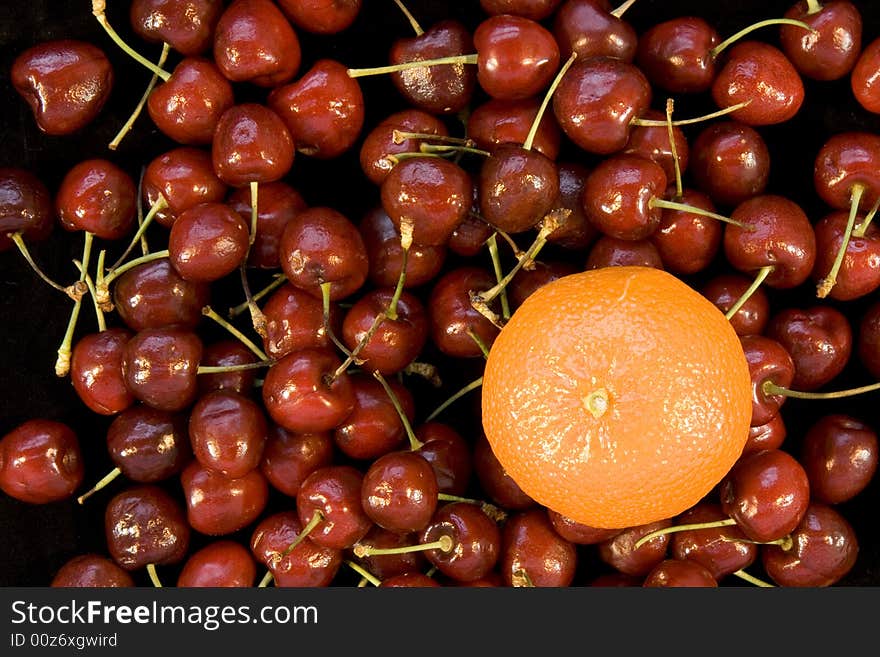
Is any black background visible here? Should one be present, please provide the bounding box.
[2,0,880,587]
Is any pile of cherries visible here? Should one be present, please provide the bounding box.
[2,0,880,588]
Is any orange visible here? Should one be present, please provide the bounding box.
[481,266,752,529]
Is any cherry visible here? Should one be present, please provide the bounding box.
[851,34,880,114]
[800,413,878,505]
[598,519,672,577]
[105,405,191,485]
[857,299,880,379]
[130,0,223,56]
[414,422,473,496]
[70,329,133,420]
[361,450,439,533]
[189,389,268,478]
[181,460,269,536]
[142,147,228,229]
[51,554,134,587]
[636,17,720,94]
[0,419,83,504]
[261,348,356,433]
[622,110,690,186]
[642,559,718,587]
[761,502,858,586]
[765,305,852,391]
[481,0,562,21]
[467,98,562,160]
[744,413,788,454]
[500,508,577,586]
[542,162,597,250]
[700,272,770,337]
[168,202,250,283]
[448,212,495,258]
[585,235,664,270]
[473,434,536,511]
[546,509,622,545]
[741,334,796,427]
[11,39,113,135]
[428,266,501,359]
[378,572,440,587]
[351,525,428,580]
[0,168,53,252]
[268,59,365,159]
[420,502,501,583]
[261,283,341,359]
[56,159,136,241]
[228,182,307,270]
[811,209,880,301]
[105,484,190,571]
[358,109,449,186]
[651,188,722,275]
[213,0,301,87]
[669,502,758,580]
[260,425,334,498]
[553,0,638,63]
[779,0,862,81]
[198,339,259,396]
[122,326,203,412]
[250,511,342,587]
[508,260,579,310]
[177,540,257,587]
[689,121,771,208]
[297,465,373,550]
[212,104,296,188]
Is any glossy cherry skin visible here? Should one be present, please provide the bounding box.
[473,14,561,101]
[851,35,880,114]
[741,334,796,427]
[112,259,209,332]
[212,104,295,187]
[597,519,672,577]
[811,210,880,301]
[250,511,342,587]
[643,559,718,587]
[719,448,811,543]
[448,211,495,257]
[105,484,190,570]
[56,159,136,240]
[780,1,862,81]
[700,273,770,337]
[181,461,269,535]
[389,20,477,115]
[143,147,228,229]
[279,206,369,300]
[333,373,414,461]
[361,451,439,533]
[800,414,878,505]
[690,121,771,208]
[11,39,113,135]
[473,434,536,511]
[228,181,307,270]
[261,283,340,360]
[651,188,721,275]
[635,17,719,94]
[711,41,805,126]
[213,0,301,87]
[147,58,235,146]
[277,0,361,34]
[358,109,449,186]
[500,509,577,586]
[177,540,256,587]
[297,465,373,549]
[813,132,880,211]
[553,0,637,62]
[197,340,259,397]
[0,168,53,252]
[546,509,621,545]
[168,202,249,282]
[546,163,597,250]
[858,299,880,379]
[189,389,268,478]
[765,306,852,391]
[122,327,203,412]
[481,0,561,20]
[428,266,501,359]
[509,260,580,311]
[670,502,758,580]
[130,0,223,56]
[353,525,428,580]
[761,503,858,586]
[585,235,664,270]
[553,56,652,155]
[622,110,690,185]
[51,554,134,587]
[106,405,191,483]
[381,157,473,246]
[421,502,501,583]
[261,348,356,433]
[260,425,334,498]
[415,422,473,497]
[0,419,83,504]
[268,59,365,159]
[744,413,787,455]
[467,97,562,160]
[70,328,134,416]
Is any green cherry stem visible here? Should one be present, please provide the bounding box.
[9,232,70,296]
[610,0,639,18]
[724,265,774,321]
[347,54,479,79]
[92,0,171,81]
[228,273,287,318]
[345,560,381,587]
[77,467,121,505]
[731,569,775,587]
[710,19,816,59]
[55,232,94,377]
[109,42,170,150]
[393,0,424,35]
[146,564,163,588]
[665,98,684,201]
[523,51,578,153]
[373,370,423,451]
[633,518,738,551]
[817,183,865,299]
[73,260,106,332]
[258,510,324,588]
[201,305,270,362]
[853,196,880,238]
[425,376,484,423]
[353,534,453,558]
[762,378,880,400]
[107,194,168,274]
[485,233,511,321]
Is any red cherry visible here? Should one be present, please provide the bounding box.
[181,461,269,535]
[0,419,83,504]
[177,540,256,587]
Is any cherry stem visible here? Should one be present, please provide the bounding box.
[633,518,737,551]
[523,51,578,152]
[721,534,794,550]
[248,181,259,247]
[109,42,170,150]
[386,152,448,165]
[197,361,273,374]
[135,166,150,257]
[486,233,511,320]
[763,378,880,400]
[107,195,167,275]
[387,218,412,321]
[724,265,773,321]
[73,260,106,332]
[437,493,507,523]
[55,232,94,377]
[347,53,479,78]
[373,370,423,450]
[257,510,324,588]
[632,101,751,127]
[392,0,424,35]
[649,198,747,227]
[731,569,775,587]
[817,183,865,298]
[853,196,880,238]
[805,0,823,15]
[9,232,69,295]
[403,361,442,387]
[665,98,684,200]
[91,0,171,81]
[466,328,491,359]
[320,281,354,356]
[76,466,121,505]
[146,563,163,588]
[610,0,639,18]
[239,265,268,339]
[419,143,490,157]
[353,534,453,558]
[425,376,483,423]
[492,226,524,258]
[98,249,169,295]
[229,273,287,318]
[201,305,270,362]
[345,560,381,587]
[392,130,470,146]
[710,19,815,59]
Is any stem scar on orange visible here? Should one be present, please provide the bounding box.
[481,266,752,530]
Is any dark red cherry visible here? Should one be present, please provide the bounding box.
[765,305,852,391]
[279,206,369,300]
[389,20,476,115]
[500,508,577,586]
[250,511,342,587]
[643,559,718,587]
[690,121,771,208]
[473,14,561,100]
[107,405,190,483]
[744,413,788,455]
[51,554,134,587]
[228,181,307,270]
[428,266,501,359]
[711,41,805,126]
[851,35,880,114]
[509,260,579,311]
[543,162,597,250]
[586,235,664,270]
[636,17,720,94]
[122,326,203,412]
[260,425,334,498]
[0,168,53,252]
[554,0,638,63]
[181,461,269,535]
[858,299,880,379]
[105,484,190,570]
[700,273,770,337]
[598,519,672,577]
[467,97,562,160]
[414,422,473,497]
[761,503,858,586]
[261,283,341,360]
[147,58,235,146]
[813,132,880,212]
[11,40,113,135]
[70,328,135,416]
[168,201,249,282]
[268,59,365,159]
[189,389,268,478]
[130,0,223,56]
[177,540,256,587]
[811,209,880,301]
[261,348,355,433]
[276,0,362,34]
[143,147,228,229]
[780,1,862,81]
[719,448,811,543]
[481,0,562,21]
[353,525,428,580]
[358,109,449,186]
[56,159,136,240]
[651,188,721,275]
[553,56,651,155]
[212,104,296,187]
[0,419,83,504]
[546,509,621,545]
[622,110,690,185]
[213,0,301,87]
[670,501,758,580]
[333,373,414,461]
[741,334,796,427]
[448,211,495,258]
[473,434,536,511]
[800,414,878,505]
[421,502,501,583]
[361,451,438,533]
[378,572,440,587]
[297,465,373,549]
[198,340,259,396]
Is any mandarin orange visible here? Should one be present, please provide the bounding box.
[481,266,752,529]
